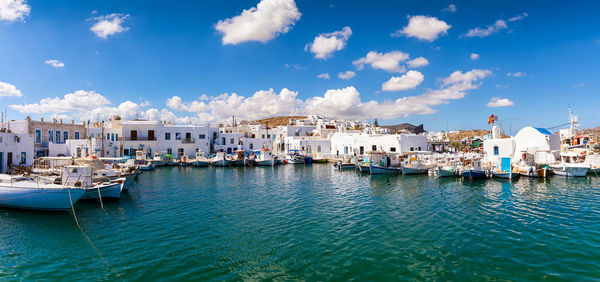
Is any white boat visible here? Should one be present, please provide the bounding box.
[210,152,231,166]
[151,152,166,167]
[59,166,123,200]
[335,161,355,170]
[81,182,123,200]
[254,148,275,166]
[0,175,86,211]
[191,150,210,167]
[284,152,305,164]
[549,151,590,177]
[401,166,429,175]
[490,157,519,180]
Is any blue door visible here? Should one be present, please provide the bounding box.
[501,157,511,172]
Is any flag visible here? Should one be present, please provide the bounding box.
[488,114,495,124]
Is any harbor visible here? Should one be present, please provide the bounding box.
[1,165,599,280]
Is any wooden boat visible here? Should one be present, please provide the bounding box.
[284,153,305,164]
[369,164,401,174]
[491,157,519,180]
[210,152,231,167]
[401,166,429,175]
[254,148,275,166]
[0,174,86,211]
[461,169,487,180]
[549,151,591,177]
[356,163,370,173]
[311,158,328,164]
[518,165,549,178]
[335,161,355,170]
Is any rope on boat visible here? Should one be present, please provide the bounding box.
[97,186,104,209]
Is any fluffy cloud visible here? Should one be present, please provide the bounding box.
[10,90,110,114]
[0,81,23,97]
[407,57,429,68]
[392,15,451,41]
[317,73,330,80]
[44,59,64,68]
[353,50,409,72]
[0,0,30,22]
[465,19,507,38]
[306,26,352,59]
[470,53,479,60]
[89,13,130,39]
[382,70,424,91]
[486,97,514,107]
[215,0,301,45]
[338,70,356,80]
[442,4,457,12]
[506,72,526,77]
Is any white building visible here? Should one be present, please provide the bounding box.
[330,133,428,156]
[483,126,559,165]
[0,131,34,173]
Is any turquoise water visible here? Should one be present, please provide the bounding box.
[1,165,600,280]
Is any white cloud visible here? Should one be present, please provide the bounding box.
[0,81,23,97]
[44,59,65,68]
[306,26,352,59]
[508,12,528,22]
[486,97,514,107]
[465,19,507,38]
[470,53,479,60]
[0,0,30,22]
[284,63,309,71]
[572,83,586,88]
[338,70,356,80]
[407,57,429,68]
[215,0,301,45]
[353,50,409,72]
[317,73,330,80]
[89,13,130,39]
[392,15,451,41]
[506,72,526,77]
[442,4,457,12]
[382,70,424,91]
[10,90,110,115]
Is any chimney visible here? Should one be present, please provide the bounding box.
[52,118,57,123]
[71,120,74,125]
[59,119,63,123]
[40,117,44,123]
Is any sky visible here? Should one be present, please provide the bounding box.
[0,0,599,133]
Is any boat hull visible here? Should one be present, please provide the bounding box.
[254,159,275,166]
[121,174,136,191]
[191,160,209,167]
[336,163,355,170]
[492,171,519,180]
[356,164,370,173]
[462,169,487,179]
[230,159,246,166]
[549,165,590,177]
[312,158,328,163]
[0,186,86,211]
[82,183,122,200]
[402,167,429,175]
[210,159,231,166]
[369,164,401,175]
[518,167,548,178]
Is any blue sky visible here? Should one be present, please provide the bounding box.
[0,0,599,133]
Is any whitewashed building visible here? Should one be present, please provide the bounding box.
[0,131,34,172]
[330,133,428,156]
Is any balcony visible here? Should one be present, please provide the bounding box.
[118,137,156,141]
[181,138,196,144]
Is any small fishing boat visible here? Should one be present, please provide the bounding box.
[254,148,275,166]
[210,152,231,167]
[191,150,210,167]
[549,151,591,177]
[311,157,328,164]
[0,174,86,211]
[400,154,431,175]
[356,163,370,173]
[461,159,487,180]
[151,152,166,167]
[335,161,355,170]
[490,157,519,180]
[369,164,401,174]
[284,152,305,164]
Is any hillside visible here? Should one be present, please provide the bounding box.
[250,116,307,127]
[380,123,425,134]
[447,129,491,142]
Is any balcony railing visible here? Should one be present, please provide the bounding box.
[118,137,156,141]
[181,138,195,144]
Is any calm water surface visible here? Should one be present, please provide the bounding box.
[1,165,599,280]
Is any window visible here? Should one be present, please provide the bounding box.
[317,145,321,153]
[390,147,396,152]
[74,131,80,140]
[165,132,171,140]
[48,130,54,142]
[494,146,499,156]
[35,129,41,143]
[221,137,225,145]
[115,134,118,141]
[111,133,115,141]
[176,133,182,140]
[230,138,234,144]
[372,145,377,151]
[410,147,414,151]
[20,152,26,164]
[249,143,254,150]
[123,149,129,156]
[167,148,172,155]
[178,148,184,156]
[199,134,205,139]
[262,134,265,139]
[418,147,421,151]
[106,133,110,140]
[56,131,61,144]
[64,131,68,142]
[267,134,271,139]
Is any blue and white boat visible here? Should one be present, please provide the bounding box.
[210,152,231,166]
[0,175,86,211]
[369,164,401,174]
[461,159,487,180]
